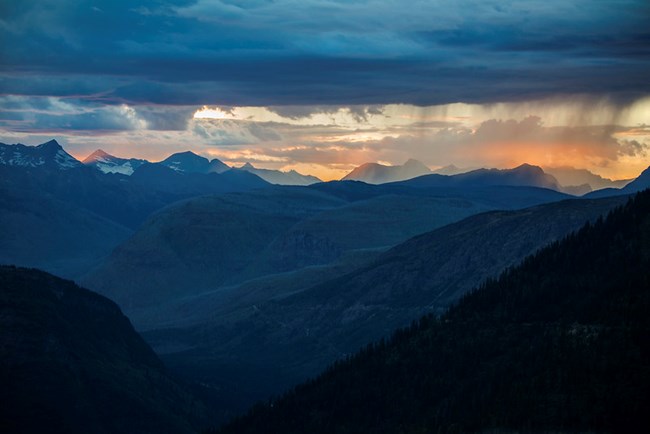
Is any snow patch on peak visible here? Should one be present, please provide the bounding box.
[55,149,82,168]
[0,141,81,170]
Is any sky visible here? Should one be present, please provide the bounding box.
[1,0,649,180]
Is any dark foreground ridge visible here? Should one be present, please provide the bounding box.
[214,190,650,434]
[0,266,208,434]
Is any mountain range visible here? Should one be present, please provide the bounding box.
[342,161,634,195]
[393,163,561,190]
[139,194,626,421]
[2,140,638,194]
[1,138,649,432]
[0,140,272,277]
[82,147,320,184]
[82,182,570,319]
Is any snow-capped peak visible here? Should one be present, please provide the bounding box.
[82,149,148,175]
[0,140,82,170]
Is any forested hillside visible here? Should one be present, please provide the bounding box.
[214,190,650,434]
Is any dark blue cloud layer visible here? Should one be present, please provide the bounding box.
[0,0,649,106]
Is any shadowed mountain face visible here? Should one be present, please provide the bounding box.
[214,191,650,434]
[342,159,431,184]
[0,266,207,434]
[139,195,626,422]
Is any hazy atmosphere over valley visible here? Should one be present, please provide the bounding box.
[1,1,649,433]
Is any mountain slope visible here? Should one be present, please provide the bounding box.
[84,183,568,322]
[237,163,321,185]
[215,190,650,434]
[143,195,625,422]
[82,149,148,175]
[0,266,207,434]
[0,185,132,278]
[585,165,650,198]
[81,187,348,312]
[342,159,431,184]
[620,165,650,193]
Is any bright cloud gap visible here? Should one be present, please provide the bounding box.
[1,97,649,181]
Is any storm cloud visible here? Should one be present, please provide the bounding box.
[1,0,649,106]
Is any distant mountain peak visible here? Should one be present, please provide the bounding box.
[161,151,210,173]
[36,139,62,150]
[342,159,431,184]
[175,150,203,158]
[165,150,208,164]
[513,163,542,172]
[90,148,109,157]
[0,139,81,170]
[433,164,473,176]
[82,149,148,175]
[242,162,255,169]
[83,149,111,163]
[404,158,428,168]
[509,163,549,178]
